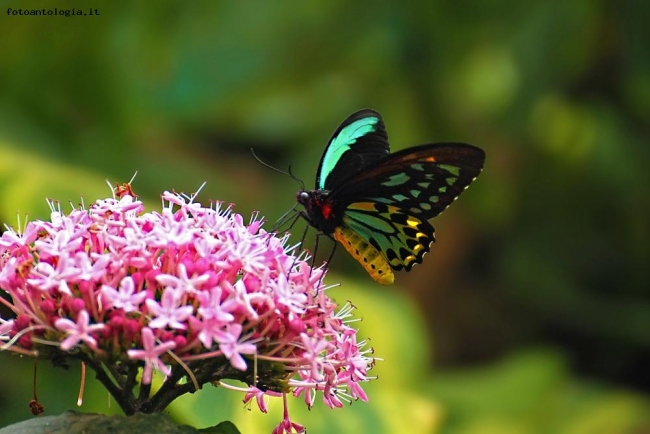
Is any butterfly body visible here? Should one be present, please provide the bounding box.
[298,109,485,284]
[298,186,398,284]
[297,189,340,234]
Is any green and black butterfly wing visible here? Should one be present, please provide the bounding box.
[328,142,485,283]
[300,109,485,284]
[316,109,389,191]
[332,142,485,221]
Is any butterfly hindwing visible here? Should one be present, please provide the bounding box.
[317,109,390,190]
[333,225,395,285]
[341,202,435,271]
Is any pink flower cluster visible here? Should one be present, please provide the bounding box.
[0,185,374,432]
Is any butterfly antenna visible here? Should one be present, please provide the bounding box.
[287,165,305,190]
[250,148,305,190]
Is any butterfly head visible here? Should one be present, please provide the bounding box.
[297,189,340,233]
[296,190,312,208]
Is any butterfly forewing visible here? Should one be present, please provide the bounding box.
[317,109,390,190]
[330,143,485,220]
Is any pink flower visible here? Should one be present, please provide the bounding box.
[0,185,376,432]
[271,272,309,315]
[146,287,193,330]
[27,256,75,295]
[0,222,39,250]
[34,223,84,258]
[243,387,281,414]
[197,286,236,323]
[101,276,147,312]
[299,333,330,382]
[72,252,111,282]
[217,323,257,371]
[0,319,14,337]
[127,327,176,384]
[156,263,210,295]
[54,310,105,351]
[273,394,306,434]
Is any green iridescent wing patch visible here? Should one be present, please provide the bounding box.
[316,109,390,191]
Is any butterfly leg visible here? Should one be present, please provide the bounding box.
[285,221,311,279]
[311,230,322,271]
[320,239,337,289]
[272,207,302,233]
[311,232,338,291]
[323,238,337,271]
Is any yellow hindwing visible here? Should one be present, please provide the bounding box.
[333,226,395,285]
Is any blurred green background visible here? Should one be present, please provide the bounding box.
[1,1,649,433]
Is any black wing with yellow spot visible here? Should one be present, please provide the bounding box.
[330,143,485,220]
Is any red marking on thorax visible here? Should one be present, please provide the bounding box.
[321,202,333,220]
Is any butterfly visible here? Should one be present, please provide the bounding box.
[296,109,485,285]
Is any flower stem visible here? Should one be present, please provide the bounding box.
[78,353,138,415]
